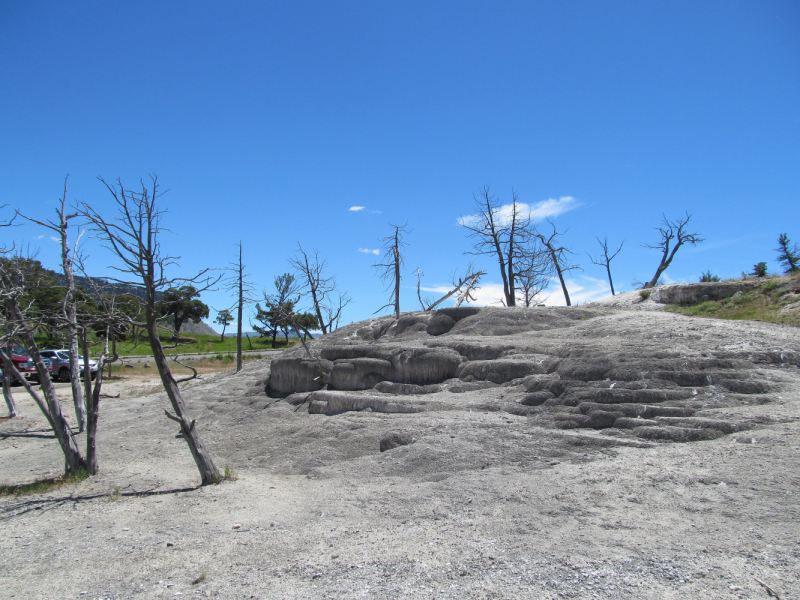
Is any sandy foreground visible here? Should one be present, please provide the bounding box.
[1,309,799,600]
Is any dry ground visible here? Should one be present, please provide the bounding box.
[1,309,799,600]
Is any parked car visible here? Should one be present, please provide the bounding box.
[0,345,50,383]
[39,349,98,382]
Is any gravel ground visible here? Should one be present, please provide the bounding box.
[1,308,799,599]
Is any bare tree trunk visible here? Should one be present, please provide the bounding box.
[374,225,407,318]
[309,282,327,335]
[81,331,96,474]
[146,316,219,485]
[66,312,85,430]
[424,270,484,311]
[18,178,86,430]
[551,254,572,306]
[393,243,401,319]
[606,263,616,296]
[84,332,108,475]
[236,244,243,372]
[2,369,17,417]
[1,350,54,429]
[3,307,85,474]
[644,214,703,288]
[536,222,580,306]
[81,330,93,413]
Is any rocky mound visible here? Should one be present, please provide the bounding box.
[263,306,799,445]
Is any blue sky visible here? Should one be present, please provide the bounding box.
[1,1,798,331]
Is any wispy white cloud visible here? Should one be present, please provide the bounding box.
[419,274,611,308]
[358,248,379,255]
[35,235,44,239]
[349,206,365,212]
[540,275,610,306]
[49,236,60,242]
[458,196,580,227]
[371,210,382,214]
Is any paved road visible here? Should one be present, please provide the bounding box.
[10,350,282,389]
[114,349,284,364]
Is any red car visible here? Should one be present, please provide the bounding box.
[1,345,50,383]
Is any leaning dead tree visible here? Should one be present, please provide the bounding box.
[589,236,624,296]
[416,264,485,311]
[461,187,539,307]
[82,176,221,485]
[289,244,350,335]
[16,176,88,431]
[1,365,15,418]
[0,254,86,474]
[374,223,408,318]
[0,206,18,418]
[535,220,581,306]
[644,214,703,289]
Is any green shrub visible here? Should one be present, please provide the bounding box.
[699,270,721,282]
[639,289,651,300]
[750,262,768,278]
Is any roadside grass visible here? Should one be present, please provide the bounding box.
[115,332,298,356]
[33,330,298,358]
[0,468,91,497]
[666,275,800,326]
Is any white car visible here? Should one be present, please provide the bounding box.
[39,349,98,382]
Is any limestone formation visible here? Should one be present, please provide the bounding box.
[263,305,798,445]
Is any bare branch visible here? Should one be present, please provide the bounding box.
[643,213,703,289]
[289,244,349,334]
[535,220,581,306]
[373,223,408,318]
[588,236,624,296]
[173,355,200,384]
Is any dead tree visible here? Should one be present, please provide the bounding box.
[514,238,553,307]
[0,259,86,474]
[16,176,87,431]
[416,265,486,311]
[0,206,17,418]
[82,176,221,485]
[289,244,351,335]
[374,224,408,318]
[588,236,624,296]
[461,187,538,307]
[535,220,581,306]
[644,214,703,289]
[1,367,15,418]
[74,259,128,474]
[415,268,430,310]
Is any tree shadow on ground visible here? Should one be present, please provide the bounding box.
[1,484,202,520]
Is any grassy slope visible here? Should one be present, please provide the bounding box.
[666,275,800,326]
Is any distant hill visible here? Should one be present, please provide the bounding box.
[180,320,218,336]
[55,273,164,302]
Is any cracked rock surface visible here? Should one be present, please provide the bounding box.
[1,305,799,599]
